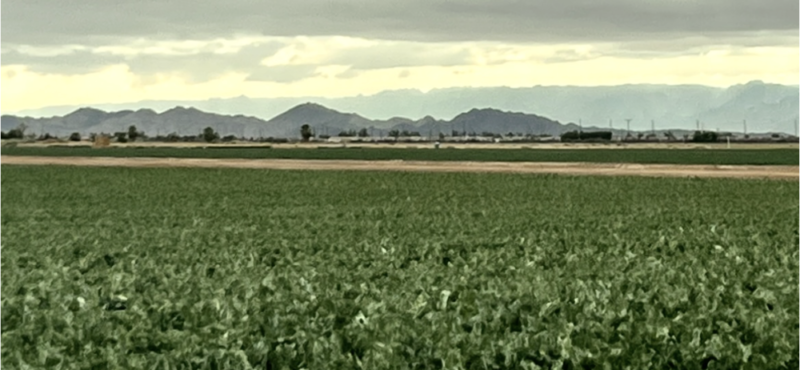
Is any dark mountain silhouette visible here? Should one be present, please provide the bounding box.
[266,102,373,137]
[444,108,577,136]
[12,81,797,134]
[1,102,790,140]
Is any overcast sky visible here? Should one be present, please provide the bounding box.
[2,0,798,112]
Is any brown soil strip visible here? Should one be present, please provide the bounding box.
[13,141,800,150]
[2,156,797,180]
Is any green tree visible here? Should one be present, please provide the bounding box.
[300,124,313,142]
[357,128,369,137]
[128,125,140,142]
[202,127,219,143]
[5,122,28,139]
[114,132,128,143]
[6,129,23,139]
[692,131,719,143]
[69,132,81,141]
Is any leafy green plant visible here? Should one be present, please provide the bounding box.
[1,166,797,368]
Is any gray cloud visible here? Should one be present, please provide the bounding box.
[542,49,600,64]
[3,42,285,82]
[245,65,321,83]
[2,49,119,74]
[3,0,796,46]
[1,37,478,82]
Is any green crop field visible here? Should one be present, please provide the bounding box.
[2,165,798,369]
[2,145,799,165]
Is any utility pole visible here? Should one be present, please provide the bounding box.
[651,120,655,136]
[579,119,583,132]
[794,118,798,137]
[696,119,700,131]
[743,119,747,139]
[608,119,613,140]
[625,119,632,138]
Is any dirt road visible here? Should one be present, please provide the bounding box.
[3,156,797,180]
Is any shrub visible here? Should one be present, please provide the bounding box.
[113,132,128,143]
[692,131,719,143]
[561,131,613,142]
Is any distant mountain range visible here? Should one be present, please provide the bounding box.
[1,103,580,139]
[1,102,789,140]
[7,80,798,135]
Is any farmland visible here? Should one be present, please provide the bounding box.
[1,145,799,166]
[2,165,797,369]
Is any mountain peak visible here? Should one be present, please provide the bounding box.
[267,103,373,137]
[163,106,203,114]
[66,107,106,116]
[273,103,349,121]
[417,115,439,124]
[287,102,335,113]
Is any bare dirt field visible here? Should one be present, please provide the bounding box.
[3,156,797,180]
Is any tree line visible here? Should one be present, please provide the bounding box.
[1,122,795,144]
